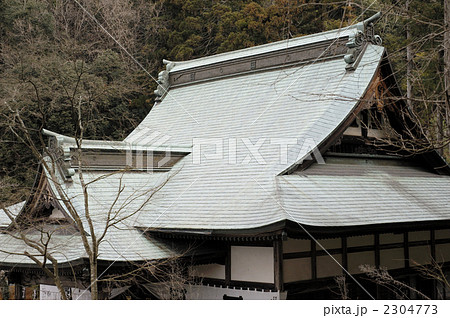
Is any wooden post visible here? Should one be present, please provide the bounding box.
[431,230,438,299]
[225,245,231,285]
[274,239,284,291]
[404,232,410,269]
[311,240,317,280]
[341,237,348,271]
[375,234,380,267]
[374,234,381,299]
[431,230,436,260]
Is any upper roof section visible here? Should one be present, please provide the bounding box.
[153,13,383,97]
[124,28,387,231]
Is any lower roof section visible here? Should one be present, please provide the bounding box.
[0,227,182,267]
[145,157,450,239]
[278,158,450,228]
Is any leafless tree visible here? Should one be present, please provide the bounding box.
[359,264,431,300]
[334,275,350,300]
[0,91,180,300]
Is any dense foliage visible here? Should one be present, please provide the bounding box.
[0,0,448,204]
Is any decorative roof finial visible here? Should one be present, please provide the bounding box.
[154,60,175,101]
[345,12,382,71]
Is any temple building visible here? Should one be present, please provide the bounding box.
[1,13,450,300]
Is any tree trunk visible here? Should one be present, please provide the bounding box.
[406,0,413,109]
[90,256,98,300]
[445,0,450,156]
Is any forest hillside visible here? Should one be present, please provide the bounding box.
[0,0,448,204]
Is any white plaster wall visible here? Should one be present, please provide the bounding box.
[436,243,450,263]
[189,264,226,280]
[380,248,404,270]
[317,238,341,250]
[231,246,274,283]
[409,231,430,242]
[283,238,310,253]
[348,251,375,274]
[343,126,361,136]
[348,235,373,247]
[185,285,286,300]
[436,229,450,240]
[409,246,432,266]
[316,254,342,278]
[380,233,403,245]
[283,258,311,283]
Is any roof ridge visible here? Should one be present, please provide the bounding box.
[167,25,358,74]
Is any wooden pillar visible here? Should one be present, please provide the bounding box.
[225,245,231,285]
[274,239,284,291]
[374,233,381,299]
[404,232,410,268]
[375,234,380,267]
[431,230,436,260]
[403,232,411,299]
[311,240,317,280]
[410,276,417,300]
[431,230,438,299]
[341,237,348,271]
